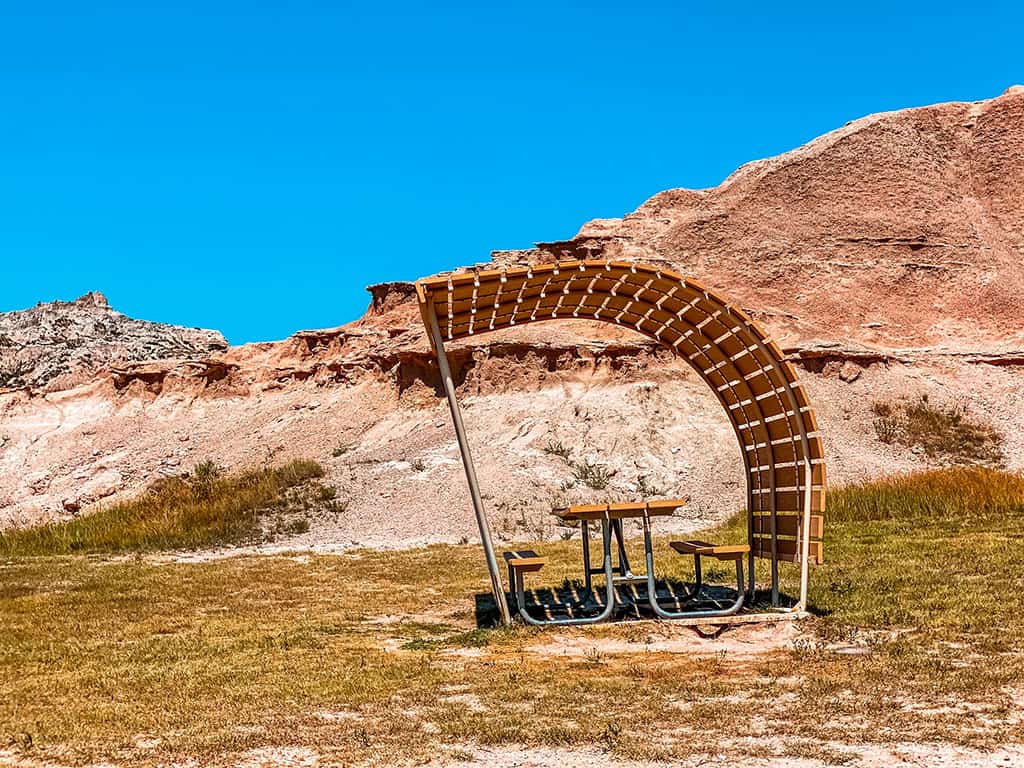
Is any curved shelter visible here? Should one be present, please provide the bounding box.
[416,260,825,625]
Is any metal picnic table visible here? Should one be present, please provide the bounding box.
[505,498,749,626]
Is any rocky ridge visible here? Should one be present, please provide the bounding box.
[0,291,227,391]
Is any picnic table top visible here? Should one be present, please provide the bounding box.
[552,498,690,521]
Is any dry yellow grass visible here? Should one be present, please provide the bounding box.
[0,459,325,556]
[1,467,1022,765]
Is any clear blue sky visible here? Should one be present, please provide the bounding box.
[2,2,1020,343]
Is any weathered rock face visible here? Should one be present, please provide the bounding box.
[534,85,1024,352]
[0,292,227,391]
[2,88,1023,544]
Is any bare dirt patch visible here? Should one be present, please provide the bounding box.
[524,620,805,660]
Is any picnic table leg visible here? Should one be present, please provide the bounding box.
[611,519,632,576]
[514,517,616,626]
[581,520,593,597]
[642,512,746,620]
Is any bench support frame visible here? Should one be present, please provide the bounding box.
[510,518,617,626]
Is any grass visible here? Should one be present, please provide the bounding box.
[542,439,612,490]
[872,395,1004,465]
[0,459,325,556]
[0,468,1022,765]
[570,458,612,490]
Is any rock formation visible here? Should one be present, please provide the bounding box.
[0,292,227,391]
[1,87,1022,546]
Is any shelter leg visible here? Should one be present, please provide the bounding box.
[426,306,510,626]
[612,519,632,576]
[581,520,593,597]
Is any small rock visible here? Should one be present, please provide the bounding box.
[62,498,81,514]
[26,471,50,494]
[821,361,843,378]
[178,434,190,442]
[838,361,862,383]
[81,469,123,500]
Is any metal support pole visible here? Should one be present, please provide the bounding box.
[426,306,512,626]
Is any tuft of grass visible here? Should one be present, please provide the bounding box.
[192,459,222,483]
[542,440,573,461]
[571,459,612,490]
[0,459,325,556]
[871,395,1003,465]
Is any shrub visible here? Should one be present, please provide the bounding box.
[572,460,611,490]
[542,440,573,461]
[869,395,1003,465]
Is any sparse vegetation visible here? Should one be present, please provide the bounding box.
[410,458,427,472]
[1,468,1022,765]
[571,458,612,490]
[871,395,1003,465]
[542,439,573,461]
[331,443,352,458]
[0,459,326,556]
[542,438,613,490]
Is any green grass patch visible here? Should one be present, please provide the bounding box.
[0,459,325,556]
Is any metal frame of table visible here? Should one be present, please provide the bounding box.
[509,499,746,625]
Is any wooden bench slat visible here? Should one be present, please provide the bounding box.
[669,540,750,560]
[751,538,824,565]
[503,550,547,572]
[751,514,824,539]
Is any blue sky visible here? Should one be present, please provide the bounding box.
[2,2,1020,343]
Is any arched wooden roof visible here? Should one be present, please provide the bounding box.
[415,260,825,535]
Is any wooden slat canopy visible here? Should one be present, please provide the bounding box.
[416,259,826,609]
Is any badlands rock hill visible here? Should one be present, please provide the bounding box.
[0,291,227,390]
[2,87,1022,547]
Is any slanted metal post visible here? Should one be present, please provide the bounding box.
[426,305,512,626]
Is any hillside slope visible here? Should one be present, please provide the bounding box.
[2,88,1022,543]
[533,84,1024,351]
